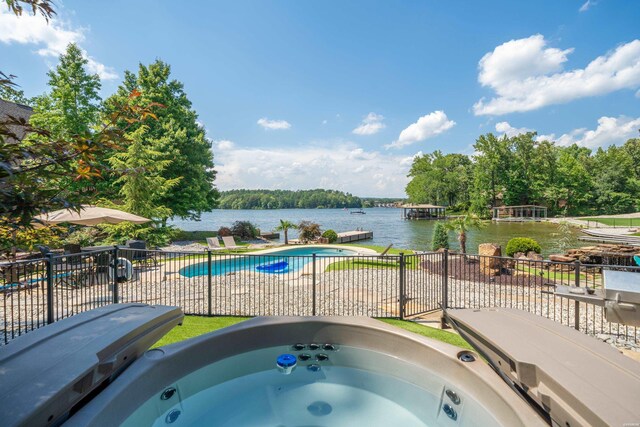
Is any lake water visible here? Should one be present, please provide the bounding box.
[170,208,582,256]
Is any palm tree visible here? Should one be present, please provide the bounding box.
[275,219,298,245]
[444,214,485,255]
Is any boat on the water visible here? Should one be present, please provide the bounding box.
[350,209,366,214]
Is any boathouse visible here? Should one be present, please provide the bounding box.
[492,205,547,221]
[400,204,446,220]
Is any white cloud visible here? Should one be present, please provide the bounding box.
[257,117,291,130]
[536,133,556,142]
[387,111,455,149]
[0,9,117,80]
[352,112,385,135]
[213,139,235,151]
[473,35,640,115]
[495,121,534,137]
[322,119,328,125]
[213,141,412,197]
[579,0,594,12]
[551,115,640,148]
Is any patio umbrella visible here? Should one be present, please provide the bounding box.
[35,205,151,226]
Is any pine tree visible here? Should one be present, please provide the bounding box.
[105,60,218,222]
[431,222,449,251]
[30,43,101,139]
[28,43,105,200]
[108,126,179,219]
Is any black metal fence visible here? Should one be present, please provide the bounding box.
[1,247,638,346]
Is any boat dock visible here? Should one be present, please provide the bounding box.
[578,229,640,246]
[336,230,373,243]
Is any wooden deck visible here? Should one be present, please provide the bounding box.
[336,230,373,243]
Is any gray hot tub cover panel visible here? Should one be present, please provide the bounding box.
[0,303,184,427]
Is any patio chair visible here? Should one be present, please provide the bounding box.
[0,264,38,296]
[38,246,95,288]
[125,240,158,267]
[63,243,83,265]
[221,236,242,250]
[206,237,225,251]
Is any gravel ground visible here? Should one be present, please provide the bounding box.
[2,263,638,351]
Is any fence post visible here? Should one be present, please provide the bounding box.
[312,253,317,316]
[45,253,54,324]
[399,253,405,320]
[441,249,449,329]
[207,250,212,316]
[442,249,449,309]
[112,246,119,304]
[574,260,580,331]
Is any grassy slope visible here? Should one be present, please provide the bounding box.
[582,217,640,227]
[153,315,471,350]
[347,243,415,255]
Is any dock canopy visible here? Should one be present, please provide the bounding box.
[492,205,547,221]
[400,204,446,220]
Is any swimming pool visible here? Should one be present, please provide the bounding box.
[179,247,359,277]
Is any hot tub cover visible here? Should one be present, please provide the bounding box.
[0,303,183,427]
[446,307,640,427]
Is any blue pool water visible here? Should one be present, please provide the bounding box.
[179,247,358,277]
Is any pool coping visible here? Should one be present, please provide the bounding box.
[173,244,381,280]
[246,244,379,256]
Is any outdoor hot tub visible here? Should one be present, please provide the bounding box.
[68,316,542,427]
[1,304,639,426]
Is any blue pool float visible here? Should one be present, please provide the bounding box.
[256,261,289,273]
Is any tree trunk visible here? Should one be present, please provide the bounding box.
[459,231,467,254]
[284,229,288,245]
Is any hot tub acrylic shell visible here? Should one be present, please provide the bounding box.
[66,316,546,427]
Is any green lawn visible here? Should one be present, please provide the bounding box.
[325,258,401,271]
[153,315,472,350]
[153,316,251,347]
[582,217,640,227]
[325,243,420,271]
[346,243,415,255]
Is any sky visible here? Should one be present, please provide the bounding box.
[1,0,639,197]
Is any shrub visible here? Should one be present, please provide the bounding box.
[298,221,322,243]
[63,227,103,247]
[231,221,258,240]
[99,223,178,248]
[0,225,64,254]
[431,222,449,250]
[505,237,541,257]
[217,226,232,237]
[322,229,338,243]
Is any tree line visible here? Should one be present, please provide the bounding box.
[1,2,218,250]
[406,132,640,216]
[217,189,363,209]
[20,45,218,223]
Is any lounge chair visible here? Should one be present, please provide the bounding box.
[206,237,225,251]
[379,243,393,256]
[125,240,158,267]
[377,243,401,265]
[221,236,242,250]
